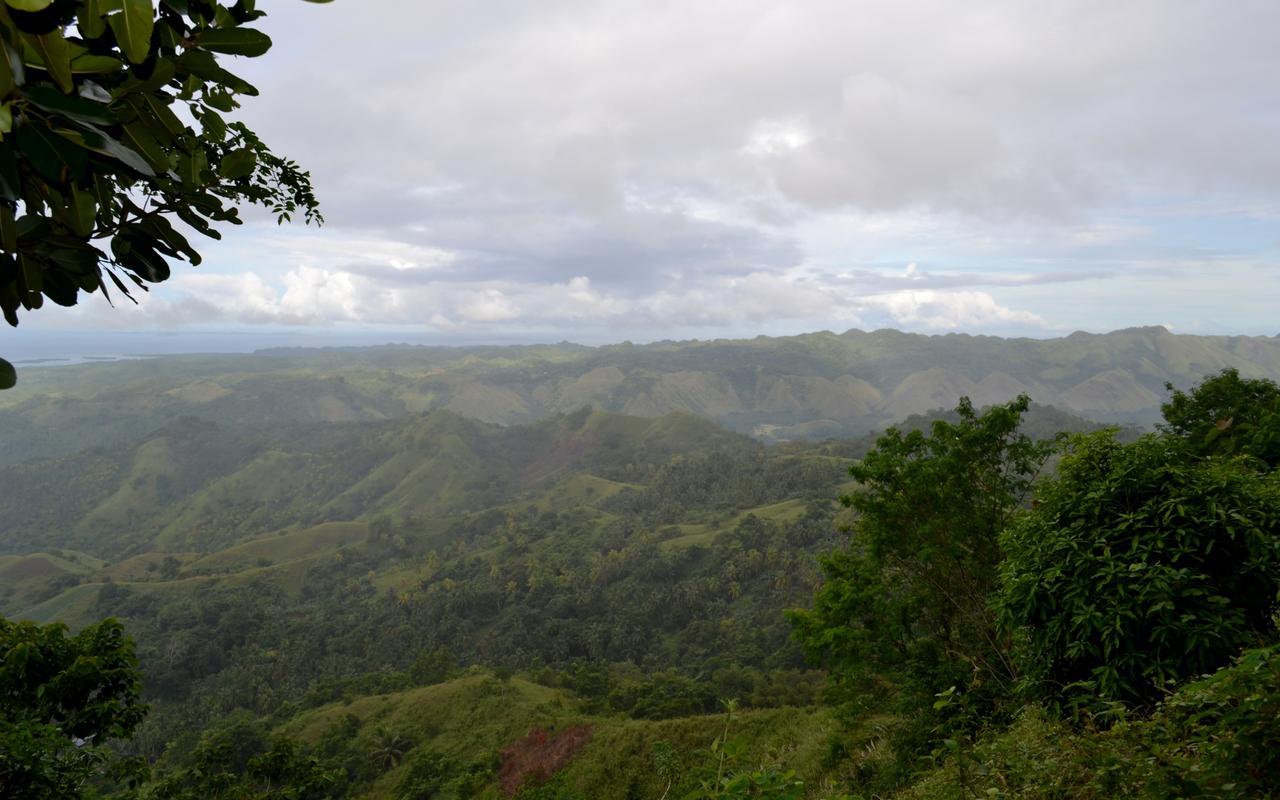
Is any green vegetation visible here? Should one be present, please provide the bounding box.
[1,361,1277,798]
[789,369,1280,798]
[2,326,1277,464]
[1000,430,1280,710]
[0,616,146,798]
[0,0,325,385]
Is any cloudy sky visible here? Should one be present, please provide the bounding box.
[14,0,1280,354]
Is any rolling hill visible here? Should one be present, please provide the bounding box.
[3,326,1278,465]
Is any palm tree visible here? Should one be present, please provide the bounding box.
[368,726,414,771]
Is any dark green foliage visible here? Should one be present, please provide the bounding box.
[1143,643,1280,796]
[23,414,839,761]
[0,0,324,385]
[1162,367,1280,467]
[602,451,838,523]
[999,431,1280,709]
[790,395,1050,694]
[0,615,147,798]
[139,715,338,800]
[788,396,1053,795]
[901,645,1280,799]
[515,772,588,800]
[9,360,1280,797]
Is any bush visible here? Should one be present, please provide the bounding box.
[899,645,1280,800]
[999,431,1280,710]
[1141,643,1280,796]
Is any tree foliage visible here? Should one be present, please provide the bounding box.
[139,733,338,800]
[0,615,147,798]
[0,0,327,386]
[1161,367,1280,467]
[790,396,1051,695]
[999,429,1280,710]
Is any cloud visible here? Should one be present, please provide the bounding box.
[73,250,1044,338]
[246,1,1280,221]
[34,1,1280,340]
[862,289,1044,329]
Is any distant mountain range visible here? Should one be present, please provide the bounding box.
[2,325,1278,464]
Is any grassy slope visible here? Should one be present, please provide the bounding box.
[281,673,842,800]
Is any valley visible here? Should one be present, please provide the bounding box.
[2,329,1278,799]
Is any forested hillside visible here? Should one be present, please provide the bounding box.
[4,326,1279,464]
[1,405,858,786]
[2,355,1277,799]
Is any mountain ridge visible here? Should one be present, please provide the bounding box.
[3,326,1278,464]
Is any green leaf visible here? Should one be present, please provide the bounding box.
[219,146,254,179]
[0,101,10,134]
[0,139,16,200]
[177,144,207,187]
[70,54,124,74]
[120,121,169,171]
[0,356,15,390]
[177,50,258,95]
[0,41,15,98]
[4,0,53,11]
[140,94,184,137]
[56,123,155,176]
[25,29,73,93]
[0,204,15,250]
[42,266,81,305]
[200,108,225,141]
[23,85,116,125]
[194,27,272,57]
[16,117,88,181]
[140,214,199,264]
[110,0,155,65]
[174,203,219,239]
[115,237,170,282]
[68,184,97,236]
[78,0,109,39]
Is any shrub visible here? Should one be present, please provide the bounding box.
[999,431,1280,710]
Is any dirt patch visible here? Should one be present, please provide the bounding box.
[498,724,594,797]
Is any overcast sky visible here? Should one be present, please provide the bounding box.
[15,0,1280,353]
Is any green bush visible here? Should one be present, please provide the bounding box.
[1141,643,1280,796]
[999,431,1280,709]
[1162,368,1280,468]
[898,644,1280,800]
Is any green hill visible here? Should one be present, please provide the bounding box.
[0,406,850,733]
[4,327,1279,464]
[0,408,753,560]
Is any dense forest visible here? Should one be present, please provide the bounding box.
[3,359,1278,798]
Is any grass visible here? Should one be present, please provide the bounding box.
[280,672,847,800]
[17,582,106,625]
[188,521,370,572]
[662,498,813,551]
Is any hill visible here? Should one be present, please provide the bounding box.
[1,407,859,761]
[0,408,751,560]
[2,326,1278,464]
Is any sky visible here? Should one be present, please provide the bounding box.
[12,0,1280,357]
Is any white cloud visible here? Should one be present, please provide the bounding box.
[863,289,1044,329]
